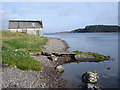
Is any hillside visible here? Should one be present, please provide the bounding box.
[1,31,48,71]
[70,25,120,33]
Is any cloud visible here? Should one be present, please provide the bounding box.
[58,9,72,16]
[95,10,118,25]
[48,3,61,10]
[1,10,24,30]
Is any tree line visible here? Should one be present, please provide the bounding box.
[70,25,120,33]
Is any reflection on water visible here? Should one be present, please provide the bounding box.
[45,33,118,88]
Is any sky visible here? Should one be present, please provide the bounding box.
[1,2,118,33]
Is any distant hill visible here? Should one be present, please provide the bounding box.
[58,25,120,33]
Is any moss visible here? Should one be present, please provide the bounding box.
[73,50,105,61]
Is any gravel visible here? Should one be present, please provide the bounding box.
[43,37,69,53]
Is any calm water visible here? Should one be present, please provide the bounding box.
[45,33,118,88]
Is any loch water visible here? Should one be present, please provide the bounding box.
[45,33,119,88]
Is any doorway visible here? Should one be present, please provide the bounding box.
[36,30,40,36]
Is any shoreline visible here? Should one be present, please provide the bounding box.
[2,36,110,88]
[2,37,69,88]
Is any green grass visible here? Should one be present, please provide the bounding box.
[1,31,48,71]
[73,50,105,61]
[26,49,42,53]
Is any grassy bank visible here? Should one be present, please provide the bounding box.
[1,31,48,71]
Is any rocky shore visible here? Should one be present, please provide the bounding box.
[2,37,68,88]
[2,37,110,88]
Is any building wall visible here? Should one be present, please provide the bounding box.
[9,29,24,32]
[18,29,23,32]
[40,28,44,36]
[26,28,36,35]
[9,29,17,32]
[9,28,43,36]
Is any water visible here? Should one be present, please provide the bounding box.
[45,33,118,88]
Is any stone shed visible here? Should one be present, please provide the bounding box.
[8,20,44,36]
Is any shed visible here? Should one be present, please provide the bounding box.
[8,20,44,36]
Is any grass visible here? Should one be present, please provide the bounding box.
[26,49,42,53]
[73,50,105,61]
[1,31,48,71]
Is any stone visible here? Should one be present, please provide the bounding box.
[42,52,52,56]
[104,56,110,60]
[107,67,111,70]
[86,83,100,90]
[0,64,8,67]
[49,55,58,61]
[82,71,99,83]
[14,49,22,52]
[75,54,95,61]
[29,52,36,55]
[14,66,17,68]
[55,65,64,73]
[37,52,42,55]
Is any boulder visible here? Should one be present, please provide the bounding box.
[42,52,52,56]
[49,55,58,61]
[55,65,64,73]
[82,71,99,83]
[75,54,95,61]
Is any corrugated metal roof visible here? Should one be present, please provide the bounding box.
[8,20,43,29]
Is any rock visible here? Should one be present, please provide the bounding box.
[29,52,36,55]
[75,54,95,61]
[14,66,17,68]
[49,55,58,61]
[82,71,99,83]
[14,49,22,52]
[42,52,52,56]
[0,64,8,67]
[107,67,111,70]
[55,65,64,73]
[37,52,42,55]
[104,56,110,60]
[86,83,100,90]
